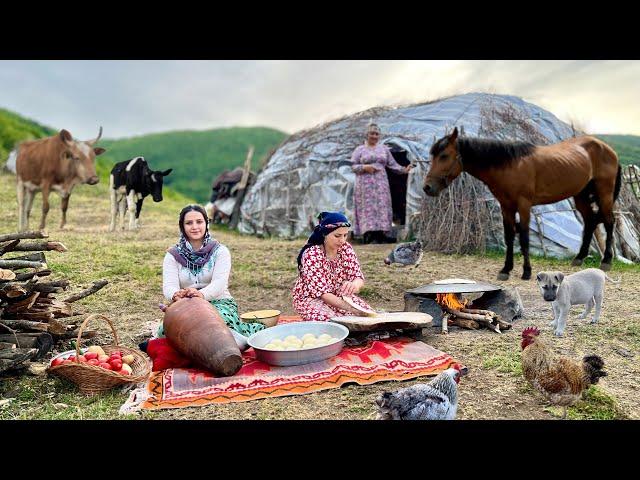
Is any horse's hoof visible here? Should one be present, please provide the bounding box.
[571,258,584,267]
[521,271,532,280]
[497,272,510,281]
[600,263,612,272]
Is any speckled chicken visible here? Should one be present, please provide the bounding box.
[521,326,607,418]
[383,240,423,267]
[375,364,468,420]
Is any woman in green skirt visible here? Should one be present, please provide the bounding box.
[159,204,264,346]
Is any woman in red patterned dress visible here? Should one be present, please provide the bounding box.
[292,211,374,321]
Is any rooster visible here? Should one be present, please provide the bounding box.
[521,326,607,418]
[384,240,423,268]
[375,364,468,420]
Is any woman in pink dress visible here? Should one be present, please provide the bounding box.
[292,211,373,321]
[351,123,413,243]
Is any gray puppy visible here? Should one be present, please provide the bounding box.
[536,268,620,337]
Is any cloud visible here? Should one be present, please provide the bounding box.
[0,60,638,138]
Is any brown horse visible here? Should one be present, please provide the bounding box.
[423,127,621,280]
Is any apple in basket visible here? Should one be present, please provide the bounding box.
[84,352,98,361]
[51,357,65,367]
[109,358,123,371]
[98,354,110,363]
[87,359,100,366]
[98,362,112,370]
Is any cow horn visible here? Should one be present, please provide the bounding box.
[88,126,103,145]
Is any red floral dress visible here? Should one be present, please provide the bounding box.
[292,243,373,321]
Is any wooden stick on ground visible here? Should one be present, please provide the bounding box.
[63,280,108,303]
[0,260,46,270]
[0,240,20,256]
[0,231,48,243]
[12,241,67,253]
[14,269,52,281]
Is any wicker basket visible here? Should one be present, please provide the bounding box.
[47,314,151,395]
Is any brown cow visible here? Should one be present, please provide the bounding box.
[16,127,106,231]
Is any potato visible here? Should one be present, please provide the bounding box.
[87,345,106,356]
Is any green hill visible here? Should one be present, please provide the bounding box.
[98,127,288,202]
[0,108,55,161]
[595,134,640,166]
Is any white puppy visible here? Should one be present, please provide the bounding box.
[536,268,620,337]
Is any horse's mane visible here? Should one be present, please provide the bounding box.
[457,137,536,167]
[430,136,536,167]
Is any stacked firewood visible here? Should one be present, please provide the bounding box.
[0,231,108,373]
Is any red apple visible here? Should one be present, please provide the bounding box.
[117,368,131,376]
[84,352,98,361]
[51,357,64,367]
[77,355,87,363]
[98,354,110,363]
[87,359,100,366]
[109,359,123,370]
[98,362,112,370]
[68,356,76,362]
[62,359,73,365]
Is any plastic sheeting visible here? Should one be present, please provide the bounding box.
[239,93,638,260]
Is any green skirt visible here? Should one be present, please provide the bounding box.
[156,297,265,338]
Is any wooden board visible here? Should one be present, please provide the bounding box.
[330,312,433,332]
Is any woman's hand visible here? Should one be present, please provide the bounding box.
[184,288,204,299]
[172,288,204,302]
[362,164,378,174]
[339,280,358,297]
[404,164,414,174]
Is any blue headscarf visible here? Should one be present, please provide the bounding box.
[297,211,351,270]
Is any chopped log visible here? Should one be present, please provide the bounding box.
[57,329,97,339]
[449,317,480,329]
[6,252,47,264]
[47,318,68,336]
[0,283,27,299]
[443,307,493,322]
[14,269,52,281]
[0,260,46,270]
[443,307,501,333]
[64,280,108,303]
[0,319,49,332]
[4,292,41,313]
[0,332,53,358]
[0,231,48,242]
[27,301,73,318]
[0,268,17,281]
[12,241,67,253]
[441,314,449,334]
[461,308,498,318]
[0,240,20,256]
[32,280,70,294]
[0,347,39,373]
[14,311,55,322]
[0,342,16,350]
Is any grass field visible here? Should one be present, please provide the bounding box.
[0,171,638,420]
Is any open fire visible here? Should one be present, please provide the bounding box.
[435,293,510,334]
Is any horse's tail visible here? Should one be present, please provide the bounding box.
[614,164,622,203]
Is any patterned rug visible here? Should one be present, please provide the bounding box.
[120,316,456,412]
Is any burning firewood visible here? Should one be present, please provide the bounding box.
[436,292,504,333]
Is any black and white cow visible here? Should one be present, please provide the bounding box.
[109,157,172,231]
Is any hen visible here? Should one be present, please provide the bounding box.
[384,240,423,267]
[521,326,607,418]
[375,364,468,420]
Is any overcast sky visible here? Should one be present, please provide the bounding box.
[1,60,638,139]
